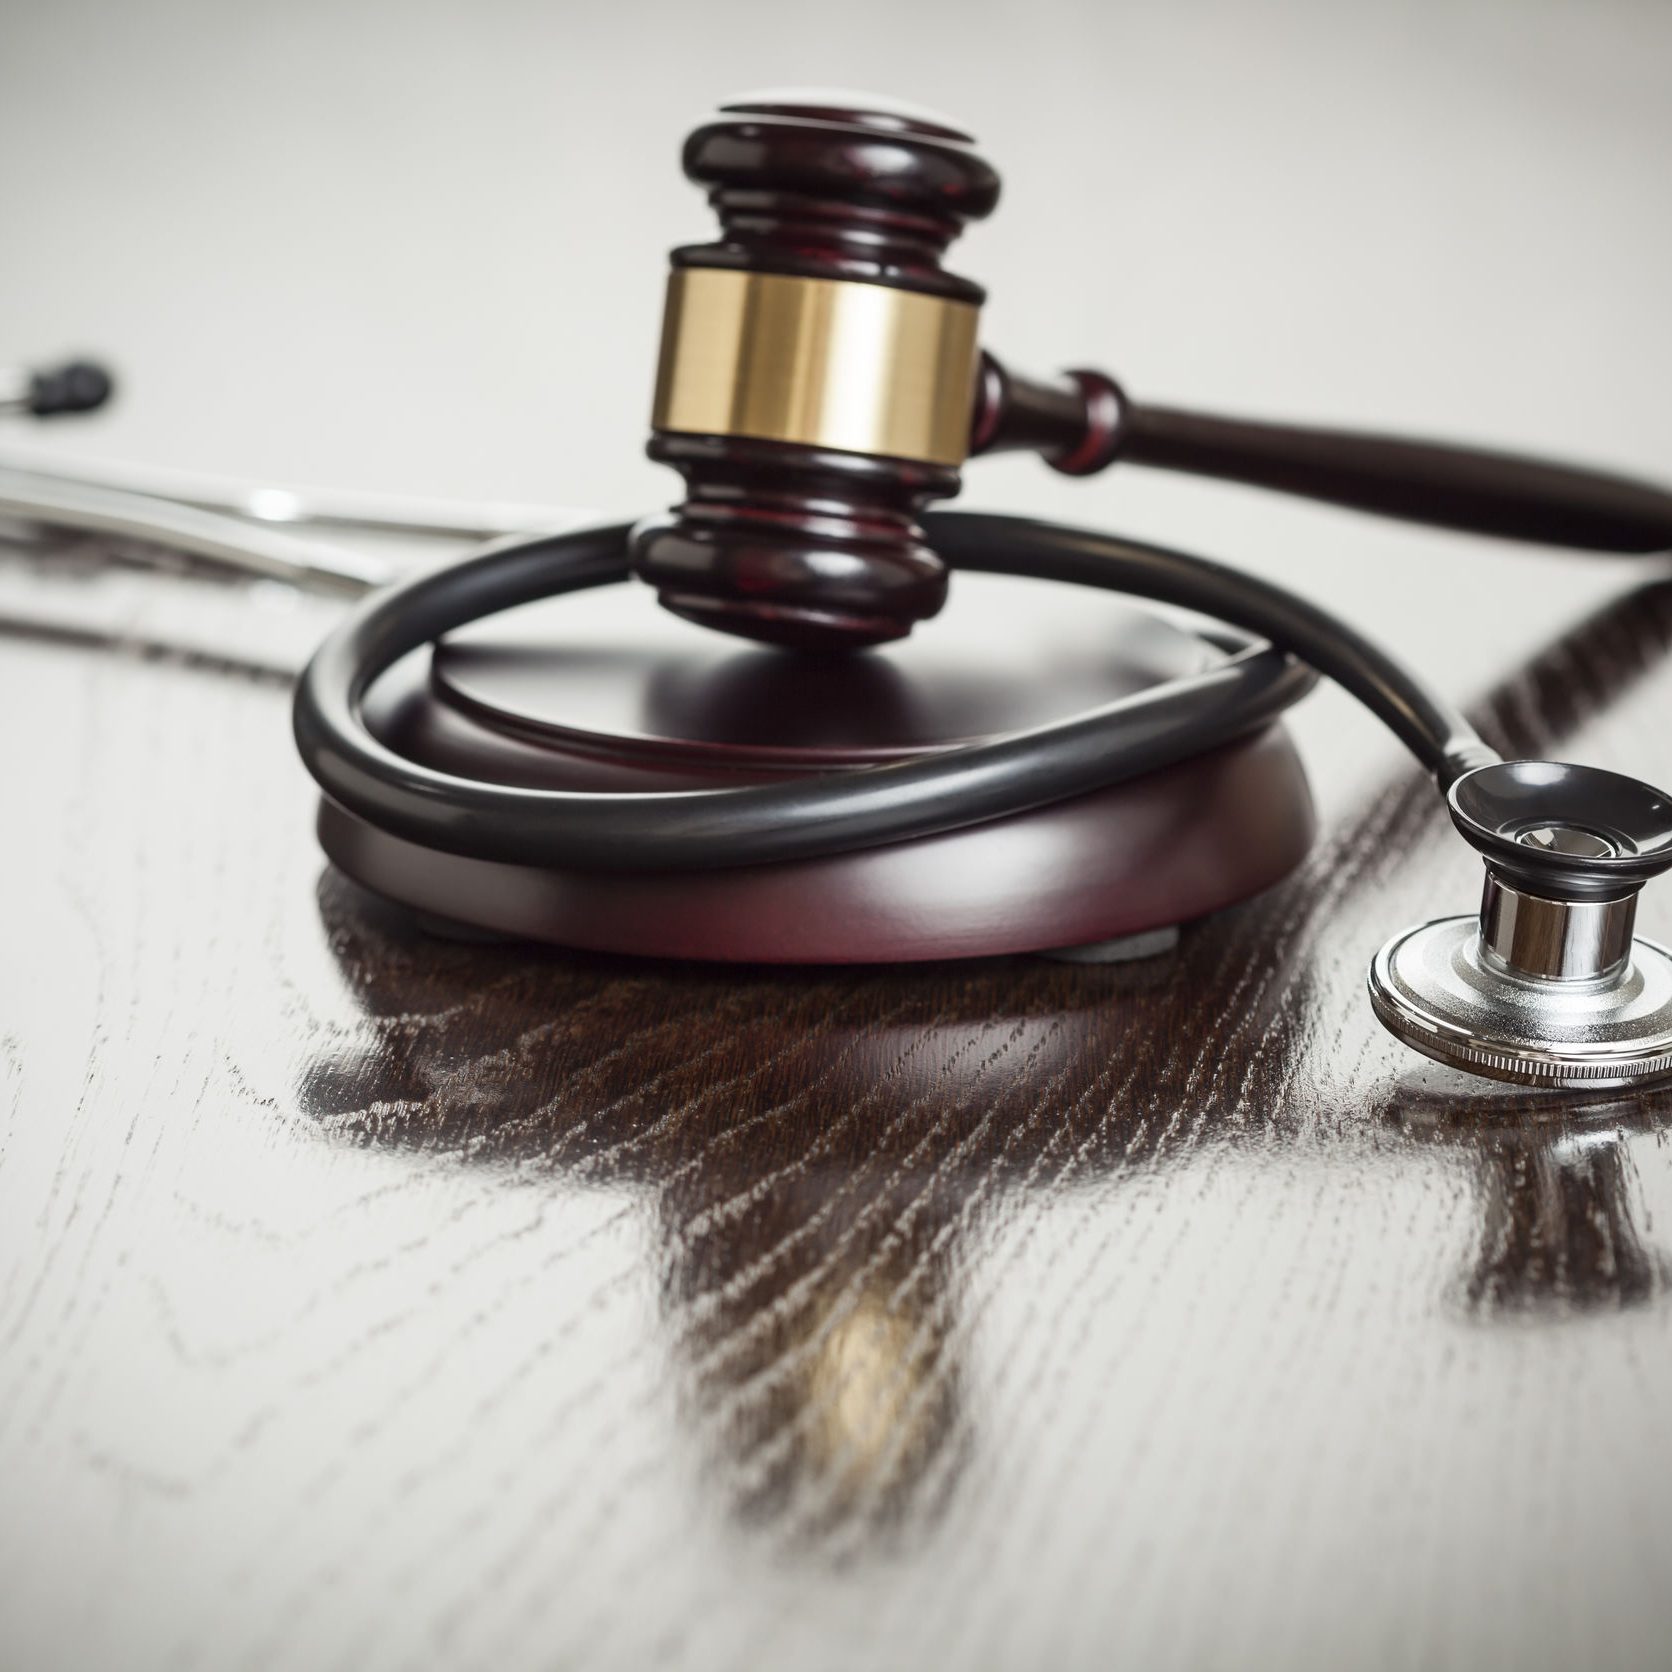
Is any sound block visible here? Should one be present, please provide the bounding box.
[318,572,1316,962]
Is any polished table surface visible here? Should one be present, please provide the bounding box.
[6,3,1672,1669]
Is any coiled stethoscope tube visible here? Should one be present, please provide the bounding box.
[7,431,1671,1086]
[293,511,1672,1090]
[291,511,1494,870]
[11,359,1672,1086]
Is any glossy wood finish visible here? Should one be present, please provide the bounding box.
[5,534,1672,1671]
[631,434,960,648]
[973,354,1672,551]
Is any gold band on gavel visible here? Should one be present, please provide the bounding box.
[650,268,981,468]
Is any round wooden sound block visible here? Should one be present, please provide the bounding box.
[319,572,1316,962]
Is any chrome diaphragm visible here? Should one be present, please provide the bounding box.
[1370,914,1672,1088]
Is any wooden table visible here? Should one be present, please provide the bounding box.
[3,524,1672,1672]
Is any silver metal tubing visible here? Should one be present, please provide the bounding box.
[0,465,392,596]
[0,448,579,541]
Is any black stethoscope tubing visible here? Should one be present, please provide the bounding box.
[292,511,1496,873]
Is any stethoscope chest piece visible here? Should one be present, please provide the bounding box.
[1370,761,1672,1088]
[1370,916,1672,1089]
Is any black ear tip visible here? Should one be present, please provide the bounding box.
[29,358,116,416]
[1449,759,1672,895]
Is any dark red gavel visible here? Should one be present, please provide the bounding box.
[629,95,1672,651]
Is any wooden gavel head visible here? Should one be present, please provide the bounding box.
[629,94,1003,650]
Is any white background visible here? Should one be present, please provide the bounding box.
[4,0,1671,795]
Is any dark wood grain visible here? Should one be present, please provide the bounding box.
[3,538,1672,1672]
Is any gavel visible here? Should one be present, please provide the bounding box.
[630,94,1672,651]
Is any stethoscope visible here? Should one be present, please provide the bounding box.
[6,97,1672,1094]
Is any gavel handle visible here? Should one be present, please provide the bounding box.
[971,353,1672,554]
